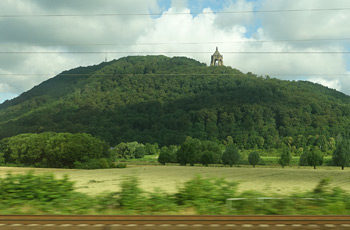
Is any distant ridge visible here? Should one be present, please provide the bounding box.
[0,55,349,147]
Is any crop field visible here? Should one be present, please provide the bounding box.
[1,165,349,196]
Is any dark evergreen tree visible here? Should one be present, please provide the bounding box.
[248,151,261,168]
[333,139,350,170]
[278,144,292,168]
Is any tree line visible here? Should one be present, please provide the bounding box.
[158,136,350,170]
[0,131,349,170]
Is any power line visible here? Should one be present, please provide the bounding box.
[0,51,349,54]
[1,7,350,18]
[1,38,350,47]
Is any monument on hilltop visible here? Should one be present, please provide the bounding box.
[210,47,223,66]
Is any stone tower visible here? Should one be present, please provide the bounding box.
[210,47,223,66]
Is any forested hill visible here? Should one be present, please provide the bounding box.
[0,55,349,148]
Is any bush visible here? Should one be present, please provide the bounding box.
[144,189,177,213]
[175,176,238,213]
[118,177,144,210]
[0,172,74,202]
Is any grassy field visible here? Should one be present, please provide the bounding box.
[0,165,349,196]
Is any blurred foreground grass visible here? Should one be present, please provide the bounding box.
[0,172,350,215]
[1,164,350,196]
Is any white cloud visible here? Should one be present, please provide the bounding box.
[1,0,350,103]
[309,78,341,91]
[259,0,350,41]
[0,0,159,101]
[136,1,349,95]
[214,0,255,29]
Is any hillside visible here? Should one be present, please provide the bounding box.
[0,55,349,148]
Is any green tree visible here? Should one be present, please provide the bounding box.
[307,147,323,169]
[176,137,201,166]
[248,151,260,168]
[158,145,178,165]
[144,143,159,155]
[299,149,309,166]
[222,144,240,167]
[111,142,144,159]
[333,139,350,170]
[134,146,146,159]
[200,140,222,164]
[1,132,109,168]
[200,150,214,167]
[278,144,292,168]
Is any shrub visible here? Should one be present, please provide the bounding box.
[118,177,144,210]
[144,188,177,213]
[0,172,74,202]
[175,176,238,213]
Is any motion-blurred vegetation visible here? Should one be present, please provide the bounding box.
[1,172,349,215]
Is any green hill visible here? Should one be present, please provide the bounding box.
[0,55,349,148]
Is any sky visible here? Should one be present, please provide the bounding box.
[0,0,350,103]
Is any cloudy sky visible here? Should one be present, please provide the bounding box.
[1,0,350,103]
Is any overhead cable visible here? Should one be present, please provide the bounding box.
[1,7,350,18]
[1,38,350,47]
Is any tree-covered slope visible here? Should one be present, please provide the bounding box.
[0,55,349,147]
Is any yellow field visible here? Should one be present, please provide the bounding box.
[0,165,349,195]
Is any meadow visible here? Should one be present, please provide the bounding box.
[0,164,349,196]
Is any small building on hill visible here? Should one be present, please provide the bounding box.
[210,47,223,66]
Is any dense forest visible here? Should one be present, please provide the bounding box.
[0,55,349,149]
